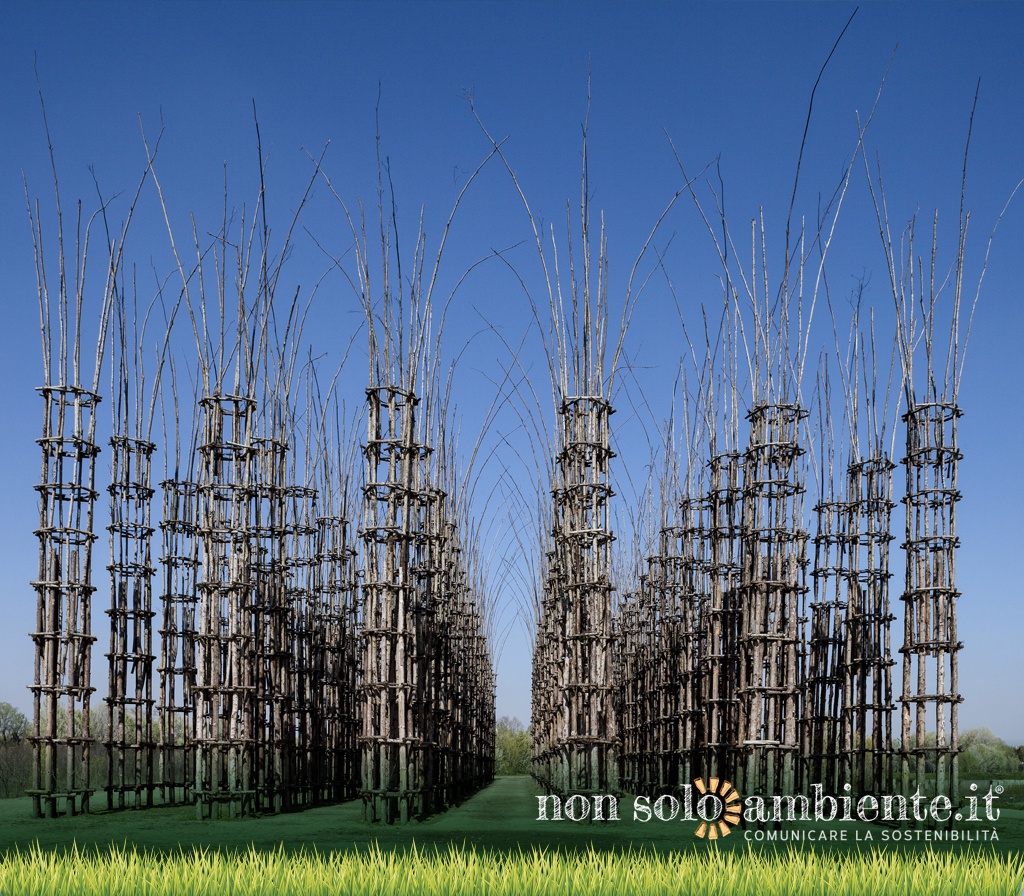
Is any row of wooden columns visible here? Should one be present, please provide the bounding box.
[360,385,495,824]
[599,401,961,804]
[31,381,494,820]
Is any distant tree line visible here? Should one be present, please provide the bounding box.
[0,703,31,798]
[0,702,164,799]
[0,704,1018,796]
[958,728,1024,778]
[495,717,531,776]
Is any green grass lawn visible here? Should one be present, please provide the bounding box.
[0,780,1020,896]
[1,776,1021,859]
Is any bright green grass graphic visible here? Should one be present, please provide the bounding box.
[0,843,1022,896]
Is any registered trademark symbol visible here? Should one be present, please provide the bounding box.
[996,785,1004,794]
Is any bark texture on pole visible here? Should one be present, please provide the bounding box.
[30,385,101,818]
[316,513,360,803]
[249,436,292,814]
[703,451,743,782]
[287,481,320,808]
[194,394,257,819]
[157,477,199,805]
[359,385,420,823]
[358,385,494,822]
[805,498,848,792]
[842,454,896,797]
[537,396,618,797]
[737,402,808,797]
[900,402,962,803]
[105,435,157,809]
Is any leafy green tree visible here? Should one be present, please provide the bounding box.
[0,703,29,742]
[961,727,1001,748]
[959,727,1020,778]
[0,702,31,798]
[495,716,531,776]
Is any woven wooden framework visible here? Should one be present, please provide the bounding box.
[737,402,809,797]
[156,476,199,804]
[842,454,896,796]
[30,385,102,817]
[702,451,744,780]
[104,434,157,808]
[249,436,292,813]
[804,498,848,791]
[193,393,257,818]
[315,513,360,802]
[359,385,424,823]
[900,402,962,801]
[543,396,618,797]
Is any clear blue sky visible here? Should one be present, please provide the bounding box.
[1,2,1021,744]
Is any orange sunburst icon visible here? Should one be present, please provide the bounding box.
[692,777,742,839]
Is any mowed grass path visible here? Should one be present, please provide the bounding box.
[0,776,1021,858]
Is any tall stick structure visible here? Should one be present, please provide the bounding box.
[733,226,812,799]
[27,126,131,815]
[900,400,961,802]
[474,104,680,800]
[286,471,320,807]
[704,445,743,781]
[613,588,642,793]
[843,451,896,796]
[864,97,1001,806]
[105,280,176,810]
[892,262,966,805]
[335,136,498,821]
[156,384,200,806]
[832,305,899,799]
[677,495,711,787]
[315,508,359,800]
[313,391,361,803]
[142,121,318,817]
[105,427,156,809]
[31,382,103,817]
[533,537,566,792]
[554,395,617,796]
[250,431,292,813]
[738,400,809,797]
[804,371,847,793]
[182,197,263,822]
[694,317,745,786]
[360,384,421,822]
[193,392,257,817]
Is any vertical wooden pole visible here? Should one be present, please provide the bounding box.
[31,386,101,817]
[105,435,157,809]
[194,394,256,819]
[157,477,199,805]
[900,402,962,805]
[737,403,808,797]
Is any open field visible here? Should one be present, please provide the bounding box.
[0,780,1021,894]
[1,777,1022,861]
